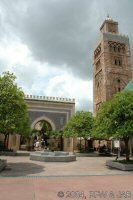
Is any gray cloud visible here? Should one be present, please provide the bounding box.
[1,0,133,79]
[1,0,133,80]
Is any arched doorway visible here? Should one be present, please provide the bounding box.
[20,117,55,150]
[33,120,52,141]
[31,116,56,131]
[31,116,56,150]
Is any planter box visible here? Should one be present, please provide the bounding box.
[0,159,7,171]
[76,152,98,157]
[106,160,133,171]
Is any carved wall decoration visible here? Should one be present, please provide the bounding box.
[108,41,125,53]
[95,70,103,94]
[94,44,101,59]
[96,59,101,71]
[96,102,102,112]
[112,78,127,94]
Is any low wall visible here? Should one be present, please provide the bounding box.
[0,133,20,151]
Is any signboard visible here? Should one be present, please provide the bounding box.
[114,140,120,148]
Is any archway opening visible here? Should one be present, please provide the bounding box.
[32,120,53,150]
[33,120,52,140]
[20,119,53,150]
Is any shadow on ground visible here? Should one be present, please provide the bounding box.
[0,162,45,177]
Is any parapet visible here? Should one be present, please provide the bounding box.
[25,94,75,103]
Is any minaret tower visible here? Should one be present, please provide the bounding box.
[93,16,132,114]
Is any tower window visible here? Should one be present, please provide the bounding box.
[114,57,122,66]
[118,47,120,52]
[117,79,120,83]
[114,46,116,52]
[118,88,121,92]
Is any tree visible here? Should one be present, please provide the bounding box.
[32,120,52,139]
[47,130,64,151]
[93,91,133,161]
[39,120,52,137]
[0,71,31,149]
[64,111,94,151]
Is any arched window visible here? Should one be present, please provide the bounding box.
[113,78,126,94]
[115,59,117,65]
[118,47,121,53]
[114,46,116,52]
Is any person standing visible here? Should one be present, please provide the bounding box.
[35,140,40,151]
[41,139,45,150]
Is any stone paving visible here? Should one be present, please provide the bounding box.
[0,155,133,176]
[0,156,133,200]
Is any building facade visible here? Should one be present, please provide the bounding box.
[0,95,75,151]
[25,95,75,131]
[93,16,132,114]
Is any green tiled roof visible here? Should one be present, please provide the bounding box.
[103,32,129,44]
[124,80,133,91]
[94,32,129,49]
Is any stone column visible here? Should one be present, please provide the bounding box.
[8,134,13,149]
[129,137,133,157]
[64,137,73,152]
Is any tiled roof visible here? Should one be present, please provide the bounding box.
[94,32,129,49]
[103,32,129,44]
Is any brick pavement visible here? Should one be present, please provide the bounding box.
[0,176,133,200]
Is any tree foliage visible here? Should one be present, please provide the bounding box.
[32,120,52,138]
[47,130,64,151]
[47,130,64,138]
[93,91,133,160]
[0,72,31,147]
[64,111,94,138]
[94,91,133,139]
[32,120,63,139]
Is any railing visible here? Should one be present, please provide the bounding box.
[25,94,75,103]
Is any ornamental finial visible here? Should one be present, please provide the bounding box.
[106,14,112,21]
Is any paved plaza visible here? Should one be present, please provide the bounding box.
[0,155,133,177]
[0,156,133,200]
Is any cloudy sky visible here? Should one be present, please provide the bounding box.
[0,0,132,112]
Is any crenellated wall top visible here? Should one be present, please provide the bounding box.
[25,94,75,103]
